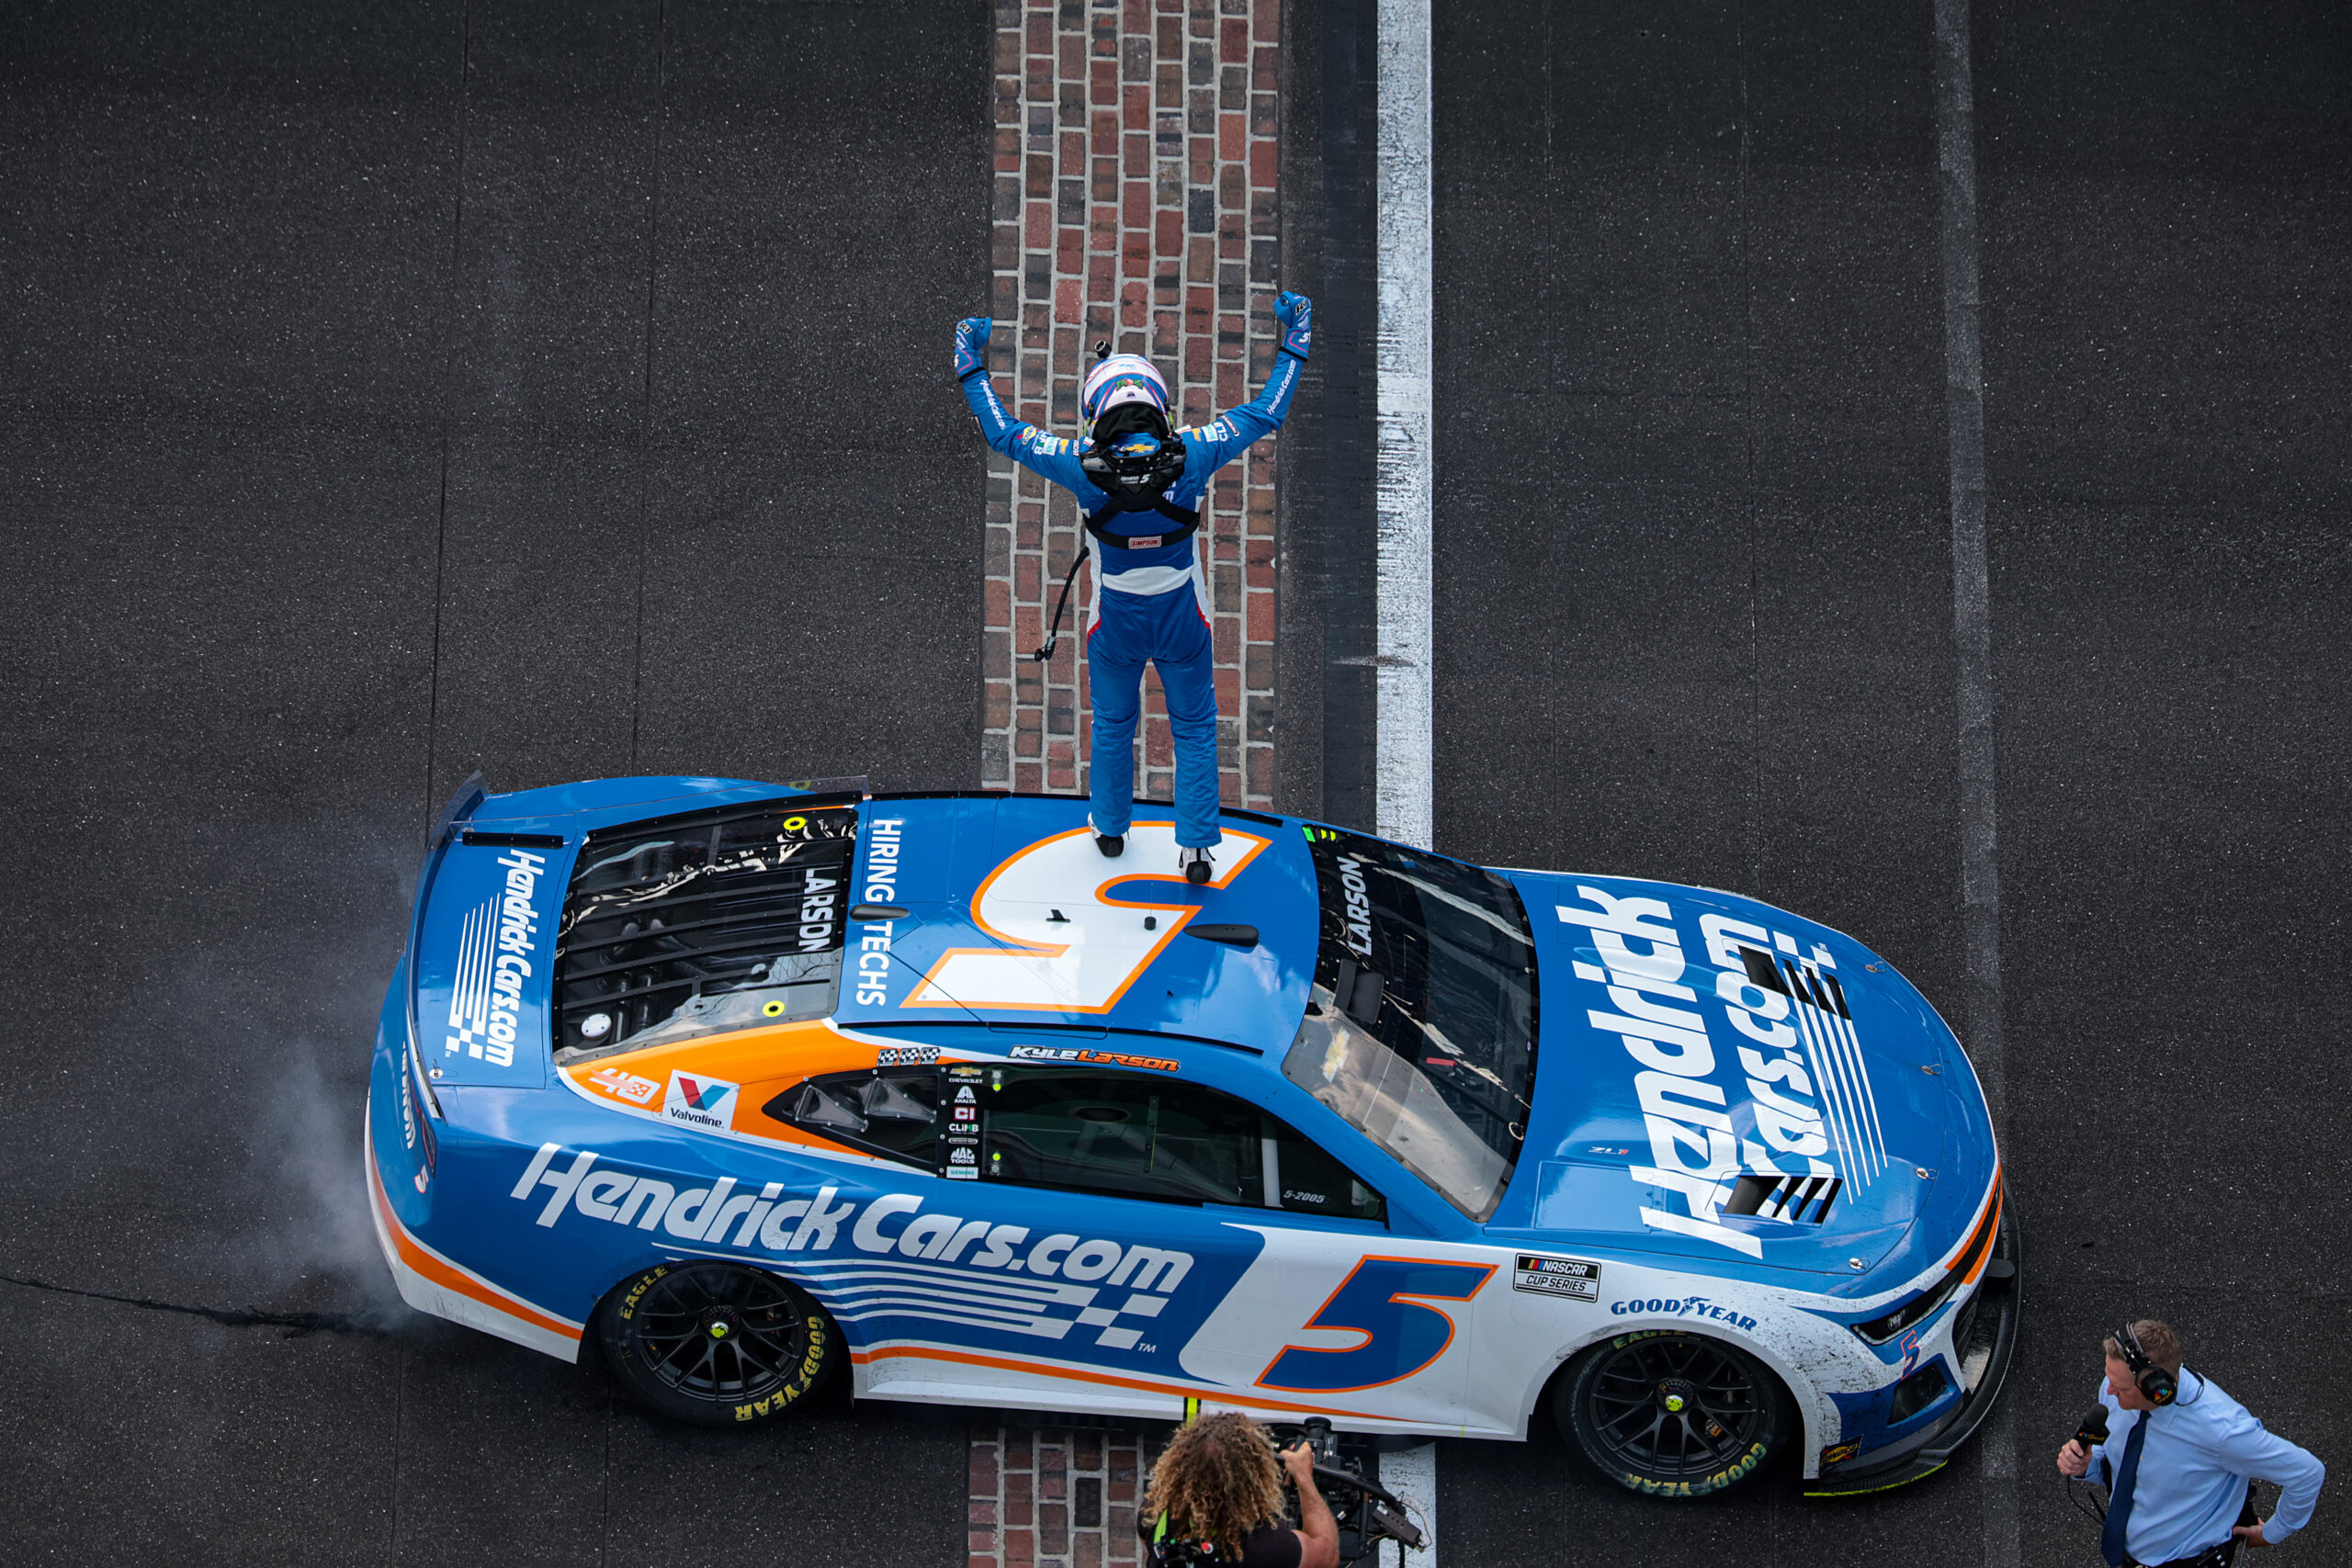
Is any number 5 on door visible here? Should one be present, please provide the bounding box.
[1257,1257,1496,1393]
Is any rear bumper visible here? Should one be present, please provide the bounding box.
[362,1107,586,1362]
[1804,1207,2020,1497]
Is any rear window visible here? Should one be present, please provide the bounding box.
[552,796,855,1059]
[1285,826,1538,1220]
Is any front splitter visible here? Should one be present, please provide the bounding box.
[1804,1209,2021,1498]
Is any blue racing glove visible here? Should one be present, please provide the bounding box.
[955,316,992,380]
[1274,291,1312,359]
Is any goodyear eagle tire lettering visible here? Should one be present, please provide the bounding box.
[594,1259,837,1427]
[1555,1329,1788,1500]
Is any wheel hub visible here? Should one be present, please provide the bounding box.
[1657,1378,1695,1415]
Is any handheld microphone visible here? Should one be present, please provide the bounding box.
[2063,1405,2113,1526]
[2073,1406,2110,1452]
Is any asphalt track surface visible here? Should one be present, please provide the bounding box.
[6,3,2350,1565]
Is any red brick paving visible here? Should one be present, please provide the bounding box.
[979,0,1283,810]
[972,1424,1150,1568]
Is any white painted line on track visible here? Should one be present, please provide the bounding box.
[1379,1441,1437,1568]
[1374,0,1434,851]
[1930,1,2017,1564]
[1372,12,1440,1553]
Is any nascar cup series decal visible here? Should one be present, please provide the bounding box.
[1512,1253,1602,1301]
[445,849,548,1066]
[511,1145,1194,1350]
[1561,885,1883,1258]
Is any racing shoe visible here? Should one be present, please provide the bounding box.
[1181,845,1214,885]
[1094,830,1125,858]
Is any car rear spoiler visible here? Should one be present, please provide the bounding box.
[401,772,490,1120]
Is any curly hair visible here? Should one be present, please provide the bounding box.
[1142,1412,1287,1561]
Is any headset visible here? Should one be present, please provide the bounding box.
[2112,1322,2178,1407]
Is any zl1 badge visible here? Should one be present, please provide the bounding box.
[1513,1253,1601,1301]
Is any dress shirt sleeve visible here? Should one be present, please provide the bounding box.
[2203,1405,2325,1543]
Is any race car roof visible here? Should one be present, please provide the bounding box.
[831,795,1319,1058]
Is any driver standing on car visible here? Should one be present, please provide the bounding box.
[954,294,1310,885]
[1137,1411,1338,1568]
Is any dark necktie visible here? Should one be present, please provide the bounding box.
[2101,1415,2150,1567]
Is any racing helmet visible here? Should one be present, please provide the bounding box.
[1081,353,1170,426]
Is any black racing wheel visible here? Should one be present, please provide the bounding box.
[1555,1330,1788,1498]
[595,1261,838,1427]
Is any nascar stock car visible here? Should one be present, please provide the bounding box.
[367,773,2017,1499]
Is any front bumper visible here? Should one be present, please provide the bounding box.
[1804,1208,2021,1497]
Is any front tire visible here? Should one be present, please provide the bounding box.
[1555,1330,1788,1498]
[595,1261,838,1427]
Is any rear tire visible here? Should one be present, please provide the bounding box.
[595,1260,838,1427]
[1555,1330,1787,1498]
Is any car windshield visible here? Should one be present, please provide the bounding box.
[1283,826,1538,1221]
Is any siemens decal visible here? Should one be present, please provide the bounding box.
[446,850,548,1066]
[1559,886,1839,1259]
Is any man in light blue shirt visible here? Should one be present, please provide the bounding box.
[2058,1319,2324,1564]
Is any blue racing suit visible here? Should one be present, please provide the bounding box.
[958,313,1306,849]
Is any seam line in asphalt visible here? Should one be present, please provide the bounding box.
[1373,0,1433,850]
[1931,1,2017,1562]
[421,0,478,834]
[1736,2,1763,898]
[628,0,671,771]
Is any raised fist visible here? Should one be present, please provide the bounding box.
[1274,291,1312,359]
[955,316,993,378]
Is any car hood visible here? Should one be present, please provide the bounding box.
[1487,872,1980,1280]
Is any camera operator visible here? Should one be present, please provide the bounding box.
[2057,1320,2324,1565]
[1138,1411,1340,1568]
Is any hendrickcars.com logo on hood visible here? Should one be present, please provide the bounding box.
[1560,885,1887,1259]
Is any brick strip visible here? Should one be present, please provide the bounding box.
[981,0,1283,809]
[970,3,1280,1560]
[969,1422,1154,1568]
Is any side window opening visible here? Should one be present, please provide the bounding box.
[980,1066,1385,1223]
[1264,1122,1385,1223]
[759,1062,1386,1225]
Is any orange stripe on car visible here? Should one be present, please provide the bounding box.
[368,1150,582,1341]
[559,1017,918,1154]
[847,1343,1398,1424]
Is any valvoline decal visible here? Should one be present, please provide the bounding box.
[414,841,571,1088]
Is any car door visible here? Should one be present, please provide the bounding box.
[972,1063,1495,1434]
[768,1059,1269,1416]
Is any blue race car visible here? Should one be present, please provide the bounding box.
[368,773,2016,1498]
